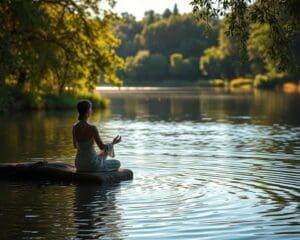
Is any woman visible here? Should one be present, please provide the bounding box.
[73,99,121,172]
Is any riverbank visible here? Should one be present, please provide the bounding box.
[209,78,300,93]
[0,86,109,112]
[97,82,300,95]
[1,81,299,112]
[106,78,300,93]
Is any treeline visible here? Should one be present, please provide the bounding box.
[115,6,218,83]
[1,1,299,111]
[115,4,300,87]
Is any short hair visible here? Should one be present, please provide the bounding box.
[77,99,92,120]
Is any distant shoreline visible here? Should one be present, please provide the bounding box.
[97,82,300,94]
[96,86,209,91]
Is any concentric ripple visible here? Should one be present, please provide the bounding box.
[0,91,299,239]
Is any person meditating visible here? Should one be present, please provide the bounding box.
[73,100,121,172]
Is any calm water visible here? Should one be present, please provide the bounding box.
[0,88,299,239]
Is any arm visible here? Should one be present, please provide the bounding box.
[72,126,77,149]
[92,125,106,151]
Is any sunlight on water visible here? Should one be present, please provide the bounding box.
[0,89,299,239]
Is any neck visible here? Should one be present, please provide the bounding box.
[80,117,88,122]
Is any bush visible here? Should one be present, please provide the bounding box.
[0,86,44,111]
[0,86,108,111]
[43,92,109,110]
[230,78,253,88]
[170,53,200,81]
[125,51,169,81]
[209,79,227,87]
[254,73,286,88]
[0,85,11,111]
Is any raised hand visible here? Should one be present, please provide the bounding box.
[112,135,122,145]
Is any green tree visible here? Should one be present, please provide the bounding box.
[170,53,184,77]
[115,12,142,57]
[116,10,219,84]
[173,4,179,16]
[191,0,300,71]
[247,23,280,75]
[0,0,123,95]
[125,50,168,81]
[200,25,250,79]
[142,10,161,25]
[140,14,218,57]
[162,9,172,19]
[170,53,200,80]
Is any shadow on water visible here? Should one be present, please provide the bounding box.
[0,181,123,240]
[74,183,123,240]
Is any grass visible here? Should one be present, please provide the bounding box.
[254,73,286,89]
[0,86,109,112]
[43,92,109,110]
[230,78,253,88]
[209,79,227,87]
[209,75,292,91]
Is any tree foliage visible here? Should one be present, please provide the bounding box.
[140,14,218,57]
[116,3,299,87]
[200,25,250,79]
[125,50,168,81]
[0,0,123,95]
[191,0,300,71]
[115,12,142,58]
[116,10,218,82]
[170,53,199,80]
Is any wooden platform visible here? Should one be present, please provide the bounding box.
[0,162,133,184]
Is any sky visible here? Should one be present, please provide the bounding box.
[107,0,193,20]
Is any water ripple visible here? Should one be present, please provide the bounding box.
[1,95,300,239]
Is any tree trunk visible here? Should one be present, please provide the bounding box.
[17,71,26,87]
[58,82,65,96]
[58,62,69,96]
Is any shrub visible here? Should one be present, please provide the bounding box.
[230,78,253,88]
[209,79,226,87]
[43,92,109,110]
[0,86,108,111]
[254,73,286,88]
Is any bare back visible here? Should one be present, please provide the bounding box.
[73,121,94,142]
[72,121,105,150]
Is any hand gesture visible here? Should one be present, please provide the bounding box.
[112,135,122,145]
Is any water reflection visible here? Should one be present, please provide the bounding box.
[74,184,122,240]
[0,89,299,239]
[0,89,298,163]
[0,182,76,239]
[0,110,113,163]
[0,182,123,240]
[106,89,300,125]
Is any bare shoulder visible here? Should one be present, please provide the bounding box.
[90,125,101,137]
[89,124,98,132]
[73,121,81,130]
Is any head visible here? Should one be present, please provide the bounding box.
[77,99,92,121]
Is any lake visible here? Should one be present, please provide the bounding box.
[0,88,299,239]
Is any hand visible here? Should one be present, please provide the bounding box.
[112,135,122,145]
[98,148,106,156]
